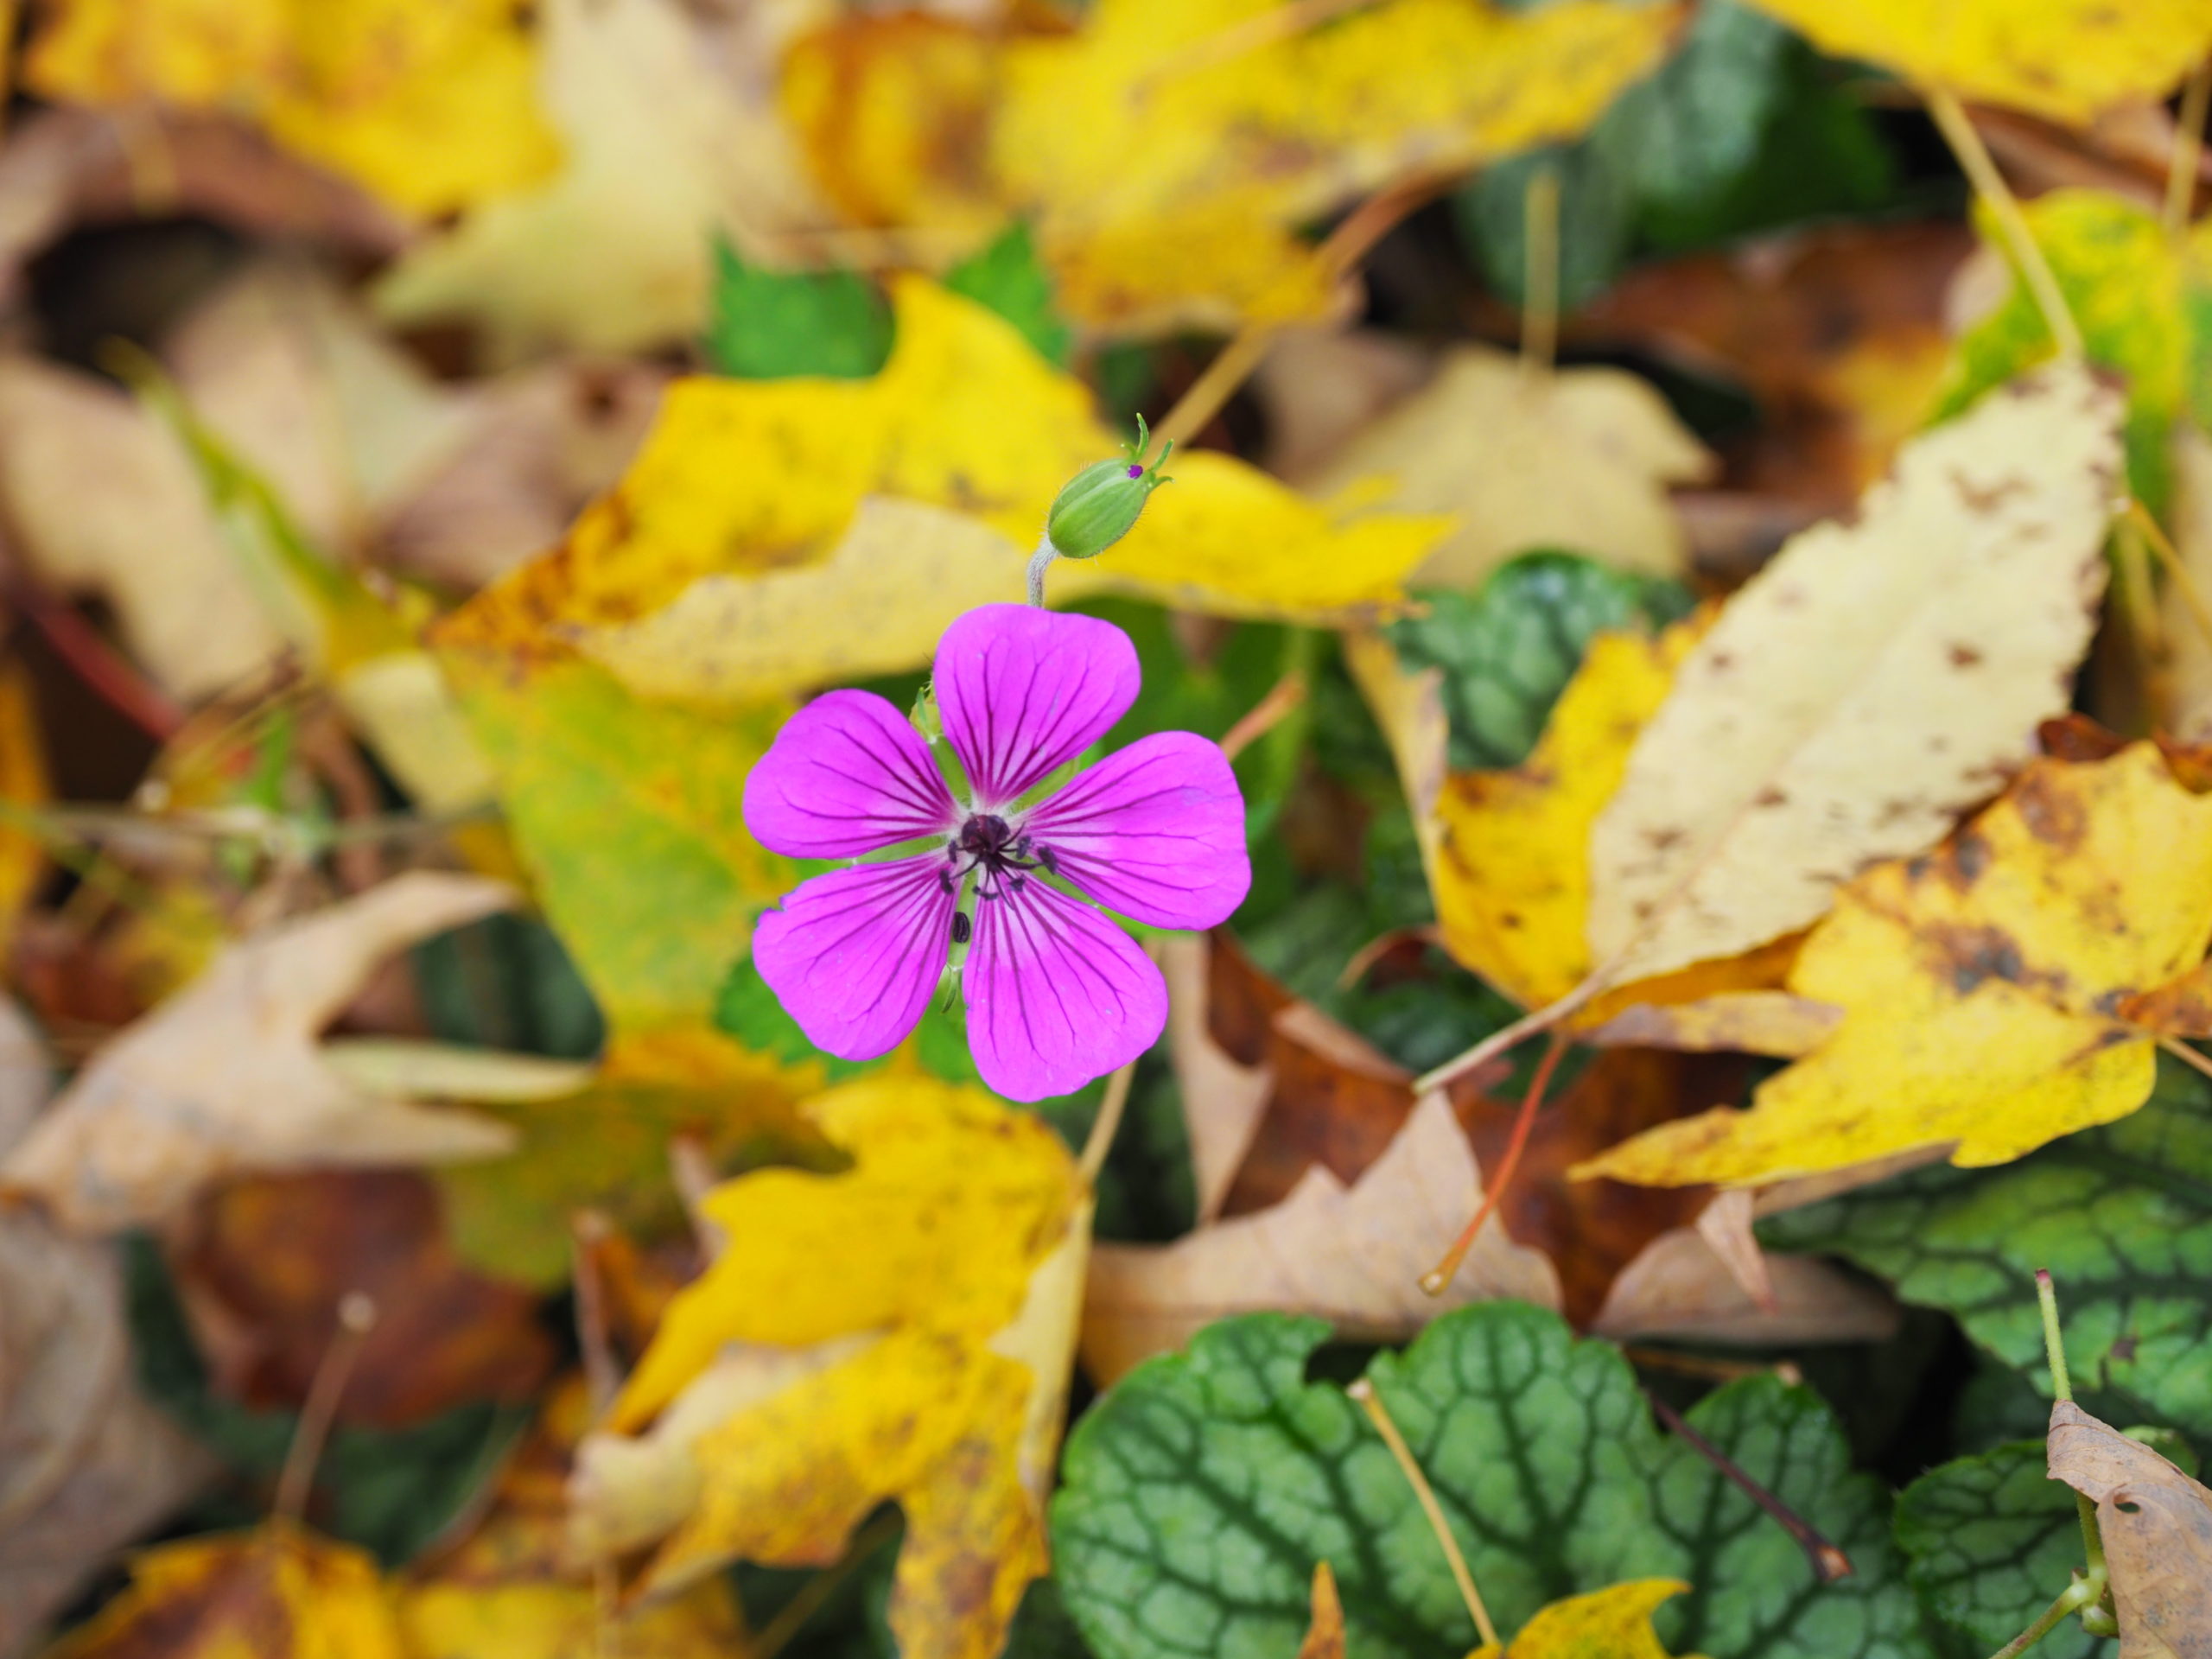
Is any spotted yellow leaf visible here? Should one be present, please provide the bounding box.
[1471,1579,1704,1659]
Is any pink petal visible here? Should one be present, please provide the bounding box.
[752,856,957,1062]
[744,690,960,859]
[935,605,1139,809]
[963,881,1167,1102]
[1020,732,1250,930]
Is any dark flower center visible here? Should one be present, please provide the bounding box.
[939,812,1059,913]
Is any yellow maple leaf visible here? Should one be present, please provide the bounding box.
[1738,0,2212,126]
[1470,1579,1704,1659]
[995,0,1684,330]
[1581,742,2212,1189]
[575,1076,1086,1659]
[24,0,557,218]
[435,276,1447,704]
[46,1523,408,1659]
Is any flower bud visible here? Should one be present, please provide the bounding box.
[1044,415,1173,560]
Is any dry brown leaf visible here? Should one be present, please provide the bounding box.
[1253,328,1437,486]
[1584,361,2122,991]
[0,874,523,1232]
[2165,423,2212,741]
[2047,1401,2212,1657]
[0,998,214,1658]
[168,1168,556,1431]
[1306,344,1713,591]
[1159,933,1276,1224]
[0,356,283,699]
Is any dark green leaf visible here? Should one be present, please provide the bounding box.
[1895,1441,2108,1659]
[713,955,871,1081]
[1384,551,1692,770]
[945,223,1073,366]
[1761,1052,2212,1441]
[704,238,893,380]
[1051,1303,1930,1659]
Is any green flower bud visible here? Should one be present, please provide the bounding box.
[1044,414,1174,560]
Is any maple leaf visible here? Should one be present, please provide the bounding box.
[0,874,522,1232]
[571,1075,1087,1659]
[1582,741,2212,1188]
[1470,1580,1705,1659]
[22,0,557,218]
[1735,0,2212,126]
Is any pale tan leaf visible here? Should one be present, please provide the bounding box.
[1586,362,2122,988]
[1160,934,1277,1225]
[2164,422,2212,741]
[0,874,522,1232]
[2047,1401,2212,1657]
[1590,1224,1901,1347]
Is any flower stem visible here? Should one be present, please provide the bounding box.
[2037,1269,2110,1584]
[1519,165,1559,381]
[1078,1058,1137,1187]
[1645,1390,1853,1582]
[274,1292,377,1523]
[1026,535,1058,607]
[1348,1377,1499,1649]
[1986,1576,2105,1659]
[1420,1030,1567,1295]
[1924,88,2083,360]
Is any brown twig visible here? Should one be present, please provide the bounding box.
[1078,1056,1139,1186]
[1925,89,2084,359]
[1644,1390,1852,1583]
[1420,1030,1567,1296]
[11,587,184,741]
[2167,57,2212,235]
[1218,670,1308,761]
[273,1292,377,1524]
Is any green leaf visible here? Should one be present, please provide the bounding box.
[945,223,1073,367]
[1050,1303,1930,1659]
[1384,551,1692,771]
[1761,1052,2212,1442]
[714,956,871,1082]
[704,238,893,380]
[1456,2,1891,308]
[1894,1442,2109,1659]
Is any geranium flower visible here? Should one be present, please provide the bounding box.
[744,604,1250,1101]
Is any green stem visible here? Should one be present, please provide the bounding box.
[2037,1269,2109,1583]
[1986,1577,2101,1659]
[1025,536,1058,607]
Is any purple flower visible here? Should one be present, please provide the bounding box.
[743,604,1250,1102]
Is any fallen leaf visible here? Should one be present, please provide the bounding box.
[0,658,49,938]
[995,0,1686,330]
[168,1168,556,1430]
[2047,1401,2212,1656]
[41,1523,410,1659]
[1304,345,1713,590]
[24,0,558,217]
[1583,742,2212,1188]
[1470,1579,1701,1659]
[1054,1305,1928,1659]
[1254,328,1436,485]
[372,0,836,355]
[1159,931,1280,1224]
[0,356,283,699]
[0,999,214,1656]
[1583,361,2121,991]
[2167,423,2212,740]
[1736,0,2212,126]
[434,276,1447,709]
[1296,1563,1345,1659]
[574,1076,1085,1659]
[0,874,522,1231]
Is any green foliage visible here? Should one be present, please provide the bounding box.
[1050,1303,1930,1659]
[1894,1441,2108,1659]
[705,238,895,379]
[1385,551,1693,771]
[1457,1,1892,310]
[1762,1052,2212,1441]
[945,223,1073,366]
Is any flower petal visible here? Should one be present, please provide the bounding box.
[963,881,1166,1102]
[1020,732,1250,929]
[744,690,960,859]
[935,604,1139,808]
[752,856,957,1062]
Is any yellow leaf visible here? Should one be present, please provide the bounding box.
[1585,362,2121,991]
[46,1524,408,1659]
[24,0,556,217]
[575,1077,1084,1659]
[1581,742,2212,1188]
[1470,1579,1703,1659]
[436,277,1446,705]
[373,0,834,355]
[1306,346,1713,590]
[0,658,48,938]
[995,0,1683,330]
[1738,0,2212,125]
[1296,1563,1344,1659]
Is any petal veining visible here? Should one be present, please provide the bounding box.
[751,856,957,1062]
[1020,732,1250,929]
[744,689,961,860]
[935,605,1139,808]
[963,880,1166,1102]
